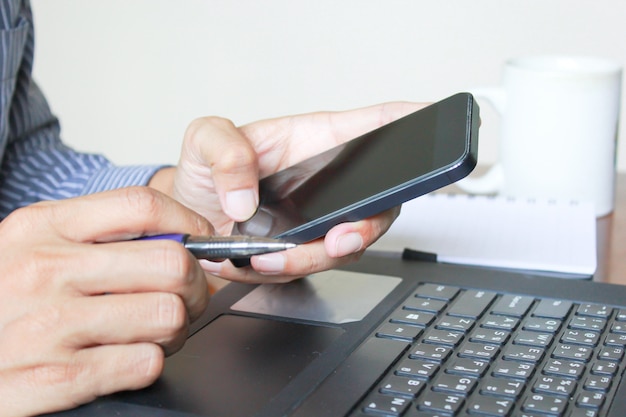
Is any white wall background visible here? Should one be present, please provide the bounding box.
[31,0,626,172]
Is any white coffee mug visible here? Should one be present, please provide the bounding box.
[458,55,622,217]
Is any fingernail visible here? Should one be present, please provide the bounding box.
[254,253,286,275]
[199,259,223,275]
[225,189,258,221]
[335,233,363,256]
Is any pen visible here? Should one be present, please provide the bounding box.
[138,233,297,260]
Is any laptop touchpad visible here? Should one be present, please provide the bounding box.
[231,270,402,324]
[118,314,344,416]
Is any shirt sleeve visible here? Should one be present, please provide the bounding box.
[0,122,168,219]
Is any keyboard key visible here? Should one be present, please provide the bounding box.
[492,360,535,380]
[591,359,618,376]
[362,393,409,416]
[514,330,553,348]
[414,283,460,301]
[522,393,567,415]
[569,316,606,333]
[448,290,497,319]
[404,298,447,314]
[532,375,577,396]
[390,310,435,327]
[467,395,513,416]
[409,342,452,362]
[543,358,586,379]
[376,322,422,342]
[446,358,490,377]
[502,345,545,363]
[479,376,525,398]
[523,317,562,333]
[417,391,464,414]
[552,344,593,362]
[598,346,624,361]
[379,375,425,398]
[490,294,534,318]
[576,303,612,318]
[431,373,477,395]
[458,341,500,361]
[395,358,439,379]
[575,391,605,409]
[560,329,600,347]
[533,299,572,319]
[604,332,626,346]
[435,315,474,333]
[422,328,464,347]
[470,328,510,345]
[583,374,611,392]
[481,315,519,331]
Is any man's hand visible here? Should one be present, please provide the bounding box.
[0,187,214,416]
[151,102,428,283]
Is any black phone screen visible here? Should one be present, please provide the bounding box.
[234,93,478,243]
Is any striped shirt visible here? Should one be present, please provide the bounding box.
[0,0,164,219]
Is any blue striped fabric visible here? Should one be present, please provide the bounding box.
[0,0,164,219]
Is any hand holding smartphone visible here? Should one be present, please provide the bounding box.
[232,93,479,257]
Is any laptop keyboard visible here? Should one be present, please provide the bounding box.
[349,283,626,417]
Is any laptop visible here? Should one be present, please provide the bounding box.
[47,252,626,417]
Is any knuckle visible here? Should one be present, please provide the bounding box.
[216,141,257,172]
[184,116,233,144]
[154,292,187,332]
[1,307,61,349]
[187,115,232,131]
[0,202,53,235]
[155,242,194,287]
[134,344,165,386]
[184,116,257,172]
[15,245,76,294]
[24,363,84,409]
[192,214,214,236]
[290,250,322,277]
[30,305,65,334]
[118,186,164,219]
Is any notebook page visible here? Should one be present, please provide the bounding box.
[371,193,597,277]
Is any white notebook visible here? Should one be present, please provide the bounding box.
[371,193,597,278]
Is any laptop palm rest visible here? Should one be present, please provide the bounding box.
[118,315,343,416]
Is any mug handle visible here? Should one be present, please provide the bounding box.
[456,87,506,194]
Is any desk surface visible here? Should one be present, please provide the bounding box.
[602,172,626,285]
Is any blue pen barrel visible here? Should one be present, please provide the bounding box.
[139,233,187,243]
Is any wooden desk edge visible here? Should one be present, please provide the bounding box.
[605,171,626,285]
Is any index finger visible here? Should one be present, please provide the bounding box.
[321,101,431,143]
[10,187,215,243]
[238,102,430,177]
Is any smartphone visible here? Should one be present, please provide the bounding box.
[232,92,479,246]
